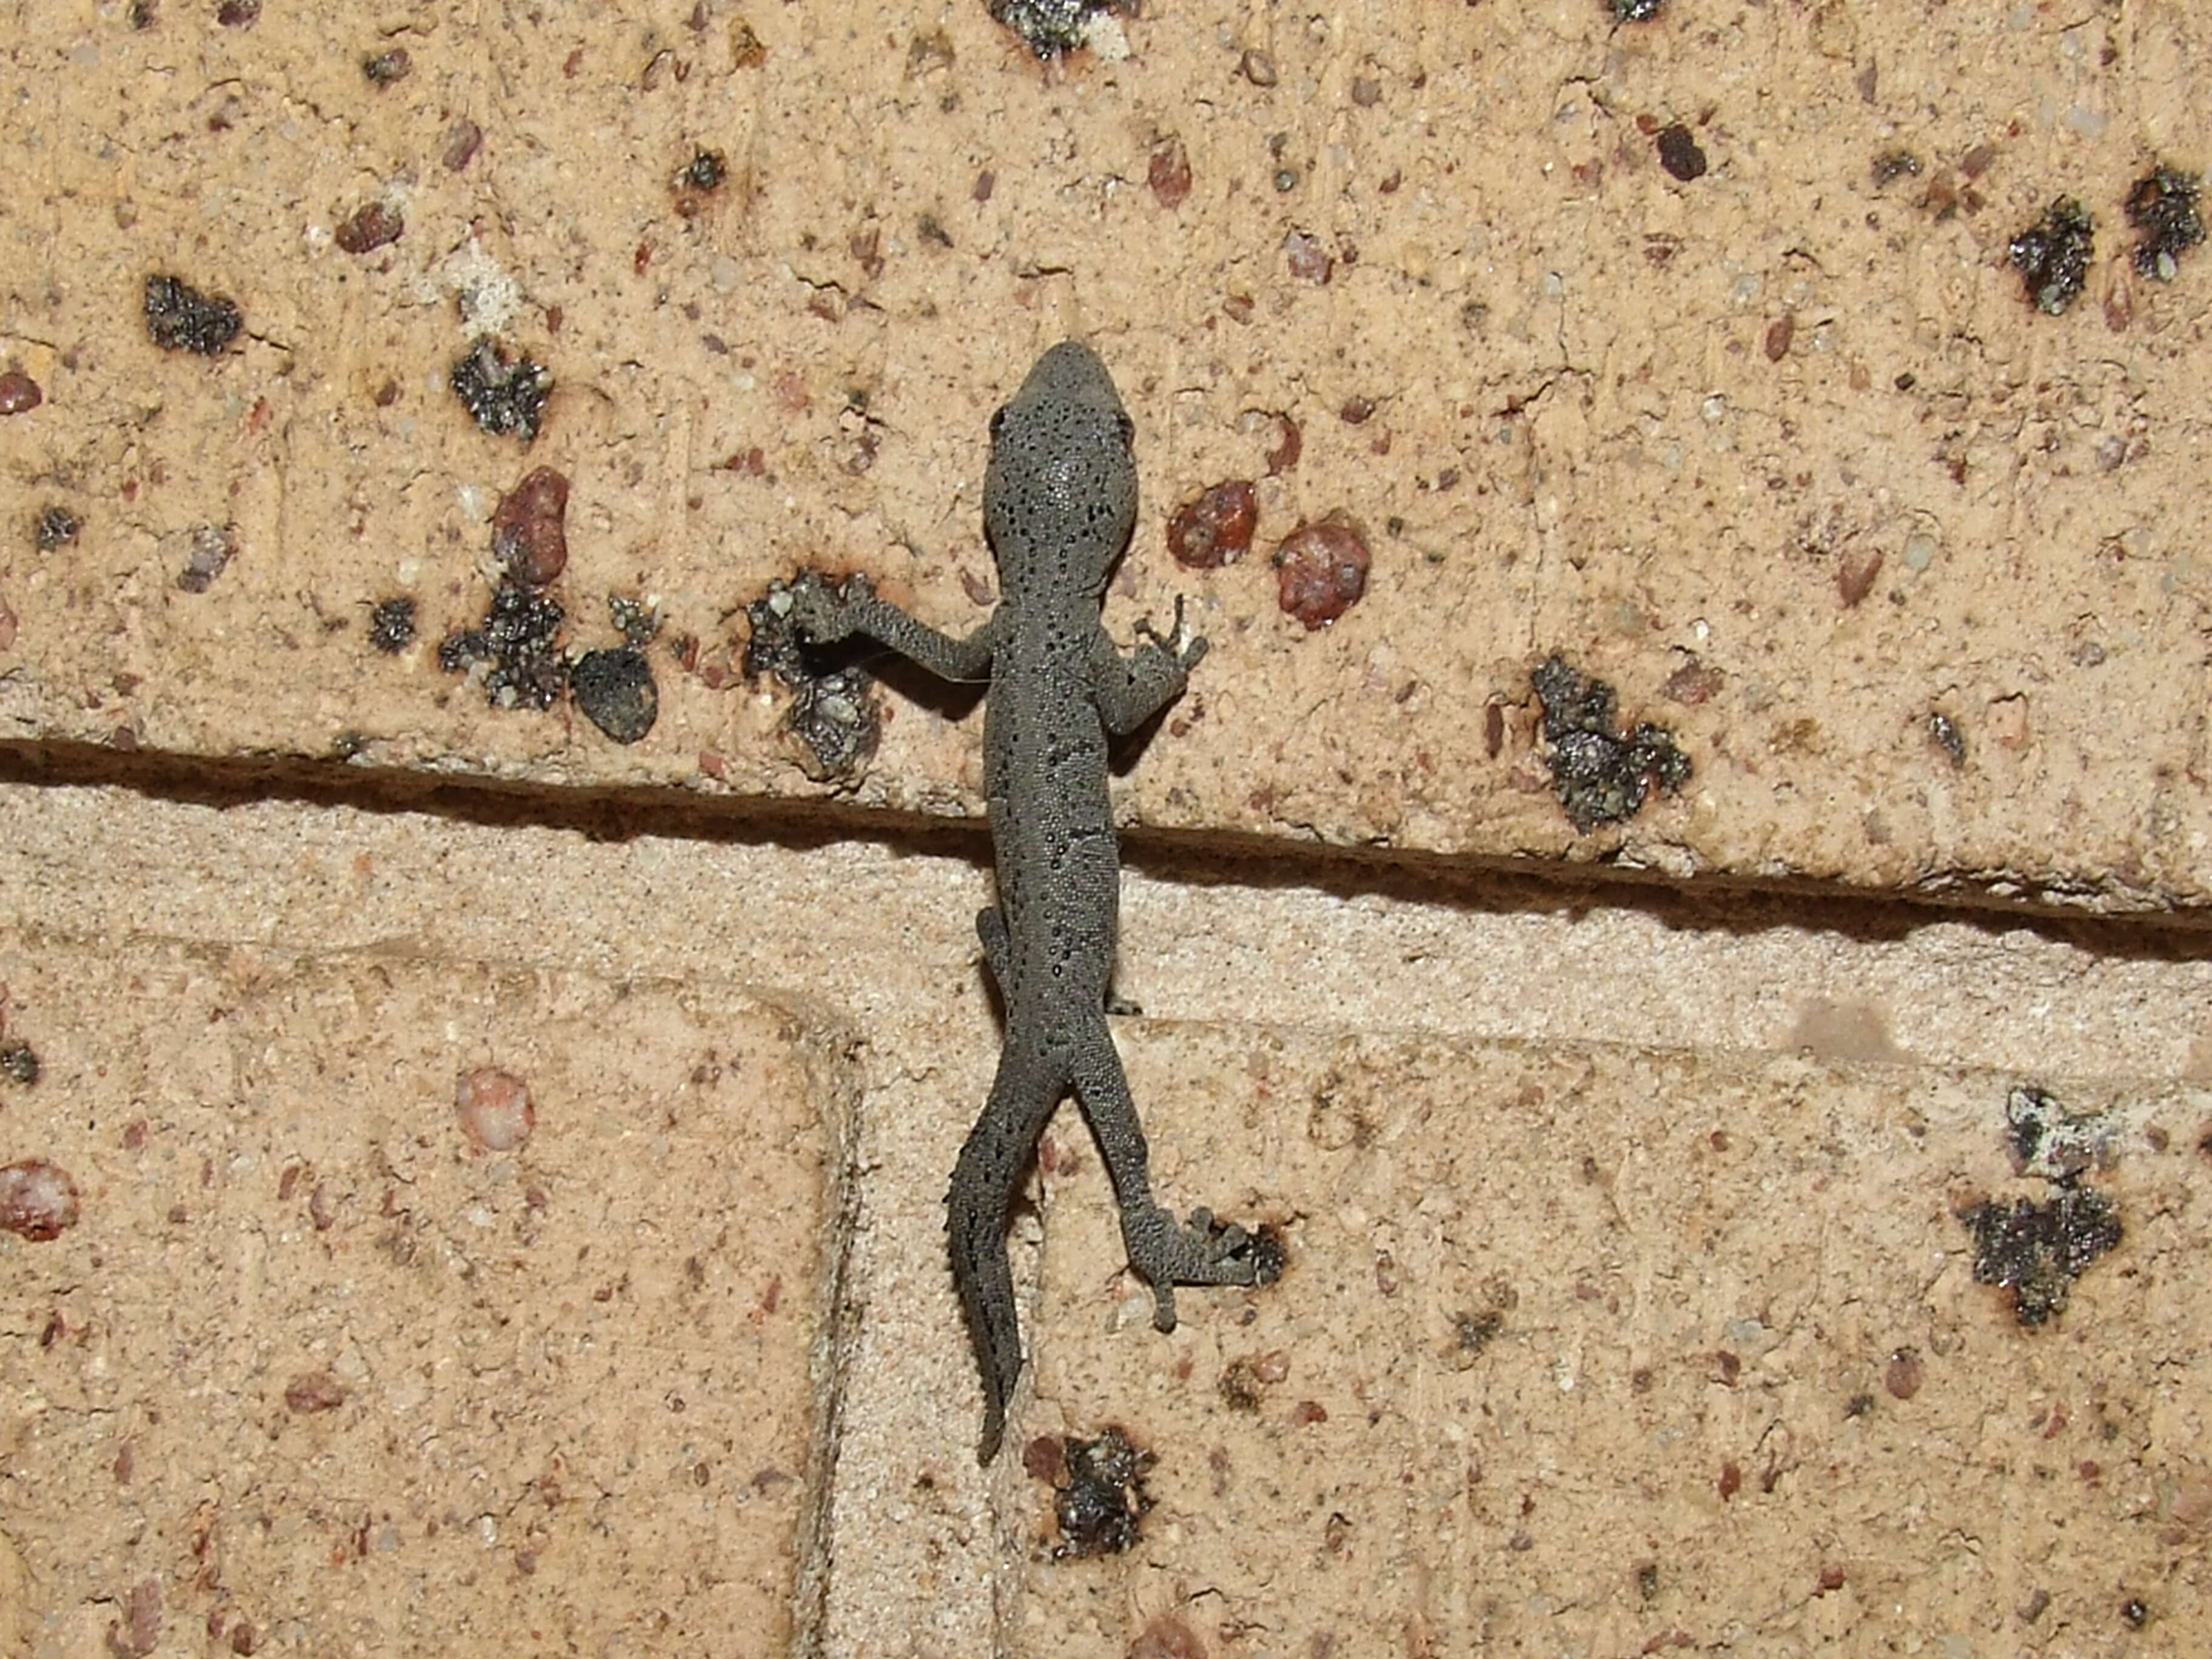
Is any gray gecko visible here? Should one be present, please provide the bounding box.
[783,341,1270,1463]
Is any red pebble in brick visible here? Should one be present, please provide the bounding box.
[1165,480,1258,568]
[284,1369,349,1413]
[455,1067,535,1151]
[334,201,404,254]
[1148,137,1192,209]
[1284,230,1333,284]
[1884,1347,1925,1400]
[0,370,41,415]
[1272,516,1370,629]
[0,1159,79,1240]
[492,468,570,587]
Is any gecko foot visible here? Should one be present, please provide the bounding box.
[1134,595,1208,671]
[1121,1203,1272,1333]
[781,568,874,645]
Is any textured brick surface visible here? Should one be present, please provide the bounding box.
[4,2,2209,910]
[0,940,836,1656]
[1021,1027,2203,1656]
[4,2,2211,1656]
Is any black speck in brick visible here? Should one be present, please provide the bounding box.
[2004,1084,2111,1183]
[1050,1428,1154,1558]
[677,149,727,192]
[1655,123,1708,183]
[35,506,81,552]
[1530,653,1692,832]
[2125,165,2204,281]
[451,340,552,441]
[438,582,568,709]
[742,588,816,689]
[571,648,659,743]
[174,523,238,593]
[2008,198,2094,315]
[989,0,1113,57]
[1452,1309,1504,1364]
[783,666,880,782]
[367,596,417,654]
[743,591,883,782]
[673,149,729,218]
[363,46,412,85]
[144,274,241,355]
[1242,1222,1287,1287]
[1965,1185,2121,1325]
[1,1041,39,1086]
[1870,149,1923,188]
[1928,711,1966,768]
[608,594,661,648]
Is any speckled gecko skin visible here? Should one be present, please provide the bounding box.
[785,342,1264,1463]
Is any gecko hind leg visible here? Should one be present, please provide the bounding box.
[947,1044,1066,1464]
[1067,1021,1260,1333]
[976,905,1011,994]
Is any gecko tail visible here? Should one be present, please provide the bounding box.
[947,1051,1067,1463]
[949,1183,1025,1464]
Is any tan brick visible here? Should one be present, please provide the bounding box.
[0,939,837,1655]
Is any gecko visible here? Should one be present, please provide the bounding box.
[782,341,1270,1463]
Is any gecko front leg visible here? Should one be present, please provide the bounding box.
[784,569,1000,683]
[1093,596,1209,737]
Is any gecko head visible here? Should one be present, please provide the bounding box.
[983,341,1139,598]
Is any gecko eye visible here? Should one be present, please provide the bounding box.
[989,406,1008,438]
[1113,412,1134,446]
